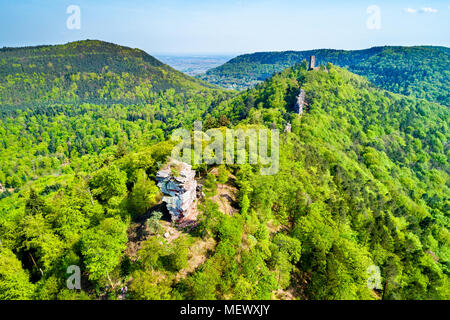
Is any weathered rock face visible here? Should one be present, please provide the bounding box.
[0,183,5,194]
[156,160,197,222]
[294,89,306,115]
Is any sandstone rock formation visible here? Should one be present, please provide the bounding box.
[295,89,306,115]
[156,160,197,222]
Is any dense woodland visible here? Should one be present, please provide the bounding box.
[200,46,450,106]
[0,40,217,108]
[0,41,448,300]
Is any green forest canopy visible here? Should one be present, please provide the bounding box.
[0,41,448,301]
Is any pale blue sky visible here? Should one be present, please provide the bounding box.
[0,0,449,54]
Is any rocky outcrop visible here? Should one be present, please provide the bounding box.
[295,89,306,115]
[284,122,292,133]
[156,160,197,222]
[0,183,5,194]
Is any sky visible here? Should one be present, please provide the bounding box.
[0,0,449,55]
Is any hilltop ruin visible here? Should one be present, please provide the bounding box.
[156,160,197,222]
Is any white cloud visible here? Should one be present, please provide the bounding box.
[420,7,438,13]
[404,8,417,14]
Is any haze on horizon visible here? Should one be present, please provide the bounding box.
[0,0,449,55]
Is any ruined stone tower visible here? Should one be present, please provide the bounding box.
[309,55,316,70]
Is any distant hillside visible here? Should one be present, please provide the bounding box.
[0,40,217,107]
[1,63,448,300]
[200,46,450,105]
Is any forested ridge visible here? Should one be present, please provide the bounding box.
[0,41,448,300]
[0,40,217,108]
[200,46,450,106]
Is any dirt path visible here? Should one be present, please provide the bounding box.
[175,237,216,281]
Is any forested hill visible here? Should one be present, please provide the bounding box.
[1,61,448,300]
[200,46,450,105]
[0,40,217,107]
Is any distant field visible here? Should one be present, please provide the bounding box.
[155,54,236,76]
